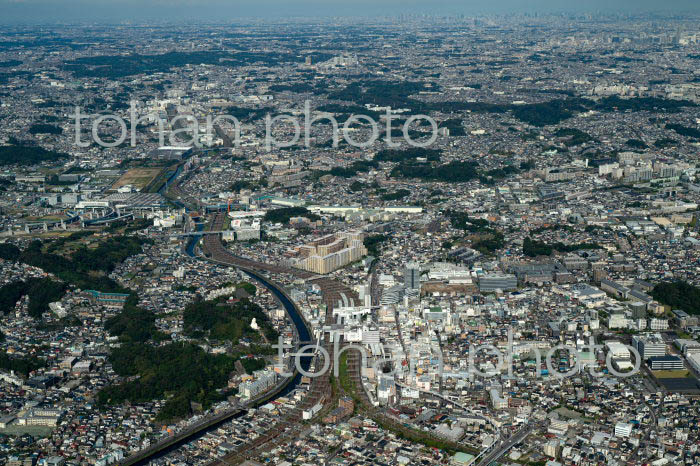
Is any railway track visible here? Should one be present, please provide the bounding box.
[203,214,357,309]
[343,310,479,456]
[201,214,358,465]
[201,214,476,461]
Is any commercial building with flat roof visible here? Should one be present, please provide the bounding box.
[479,274,517,292]
[633,333,667,359]
[648,355,684,370]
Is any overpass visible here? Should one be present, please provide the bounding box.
[157,230,231,237]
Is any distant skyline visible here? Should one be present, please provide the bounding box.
[1,0,699,24]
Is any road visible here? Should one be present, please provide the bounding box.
[433,329,444,395]
[630,381,661,462]
[393,381,487,423]
[394,308,408,361]
[476,422,538,466]
[369,265,381,307]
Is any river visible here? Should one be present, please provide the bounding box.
[132,238,311,464]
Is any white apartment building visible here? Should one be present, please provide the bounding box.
[615,422,633,438]
[649,318,669,331]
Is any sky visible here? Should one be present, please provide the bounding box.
[1,0,698,23]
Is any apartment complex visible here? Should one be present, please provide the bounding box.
[292,231,367,274]
[239,370,278,400]
[489,388,509,410]
[614,422,633,438]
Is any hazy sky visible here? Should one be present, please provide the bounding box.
[1,0,698,23]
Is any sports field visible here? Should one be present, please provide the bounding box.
[653,369,690,379]
[111,167,162,191]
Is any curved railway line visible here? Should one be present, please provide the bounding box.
[202,214,479,461]
[120,211,480,465]
[343,346,480,456]
[201,213,358,465]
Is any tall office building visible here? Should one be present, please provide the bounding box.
[404,262,421,291]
